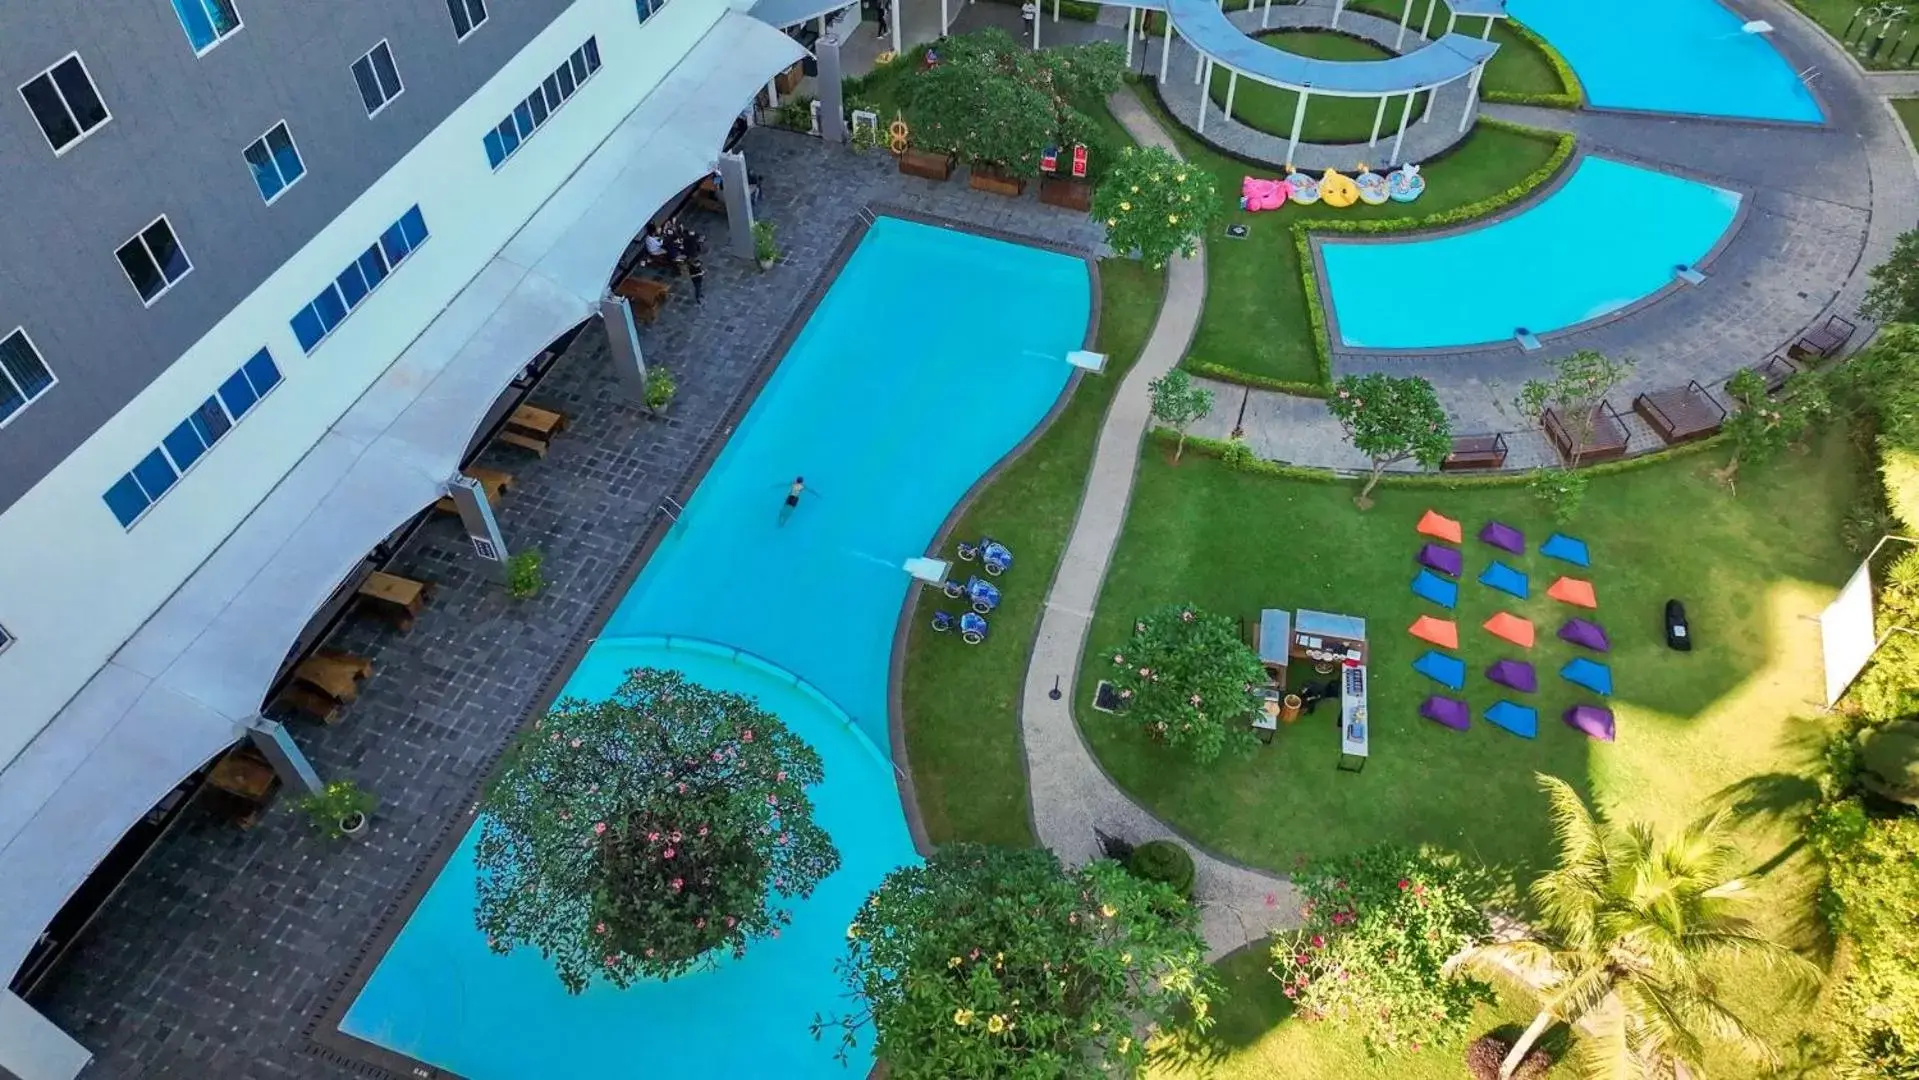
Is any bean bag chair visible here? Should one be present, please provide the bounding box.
[1417,542,1462,578]
[1416,509,1462,544]
[1563,704,1616,742]
[1561,657,1614,695]
[1479,561,1530,599]
[1409,615,1459,649]
[1413,649,1466,691]
[1483,611,1535,648]
[1484,700,1539,739]
[1548,576,1598,609]
[1541,533,1590,567]
[1412,570,1459,609]
[1478,520,1525,554]
[1487,658,1538,693]
[1558,617,1611,652]
[1420,695,1470,731]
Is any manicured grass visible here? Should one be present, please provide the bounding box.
[1139,88,1563,385]
[898,257,1165,846]
[1079,436,1861,1076]
[1204,31,1429,145]
[1346,0,1572,98]
[1896,99,1919,147]
[1790,0,1915,68]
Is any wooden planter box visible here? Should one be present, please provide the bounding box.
[968,163,1027,198]
[898,148,955,181]
[1039,176,1093,211]
[774,63,803,95]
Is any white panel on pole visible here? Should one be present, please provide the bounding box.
[1821,561,1881,706]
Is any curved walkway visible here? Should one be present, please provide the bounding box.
[1019,89,1298,960]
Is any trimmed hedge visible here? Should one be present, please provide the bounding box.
[1481,18,1584,109]
[1185,358,1330,398]
[1127,839,1197,897]
[1161,427,1728,484]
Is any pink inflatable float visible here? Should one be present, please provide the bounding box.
[1240,175,1289,212]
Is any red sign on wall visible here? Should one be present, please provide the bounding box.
[1041,145,1059,172]
[1071,144,1087,178]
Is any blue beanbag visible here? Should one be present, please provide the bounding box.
[1484,700,1539,739]
[1541,533,1591,567]
[1413,650,1466,691]
[1561,657,1614,696]
[1478,560,1530,599]
[1412,570,1459,609]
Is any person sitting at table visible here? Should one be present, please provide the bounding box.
[641,223,668,266]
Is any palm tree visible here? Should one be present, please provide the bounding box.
[1450,775,1819,1080]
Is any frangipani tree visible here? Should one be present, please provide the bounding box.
[1093,145,1221,269]
[907,30,1122,175]
[1107,603,1264,764]
[1148,368,1214,463]
[475,667,839,991]
[1326,373,1452,508]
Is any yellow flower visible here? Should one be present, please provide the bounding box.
[1121,952,1133,964]
[1182,193,1191,202]
[1150,174,1162,182]
[1174,173,1187,183]
[847,925,861,939]
[1119,202,1131,212]
[948,955,963,968]
[1101,903,1117,918]
[1131,185,1140,194]
[1091,1021,1102,1032]
[1167,214,1179,224]
[1106,218,1118,226]
[1119,1036,1134,1054]
[954,1008,975,1026]
[987,1014,1008,1034]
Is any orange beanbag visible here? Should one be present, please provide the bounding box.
[1547,576,1598,609]
[1409,615,1459,649]
[1416,509,1462,544]
[1483,611,1536,648]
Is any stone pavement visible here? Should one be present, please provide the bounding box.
[1019,89,1300,961]
[25,128,1103,1079]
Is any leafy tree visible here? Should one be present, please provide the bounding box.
[906,30,1122,175]
[817,844,1217,1079]
[1715,368,1830,492]
[1450,774,1817,1080]
[475,667,839,991]
[1092,145,1222,270]
[1326,373,1452,508]
[1528,466,1588,525]
[1147,368,1214,463]
[1271,844,1493,1057]
[1514,350,1635,467]
[1829,325,1919,529]
[1857,719,1919,805]
[1105,603,1265,764]
[1860,226,1919,325]
[1817,813,1919,1079]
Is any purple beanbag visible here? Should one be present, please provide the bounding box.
[1487,659,1538,693]
[1563,704,1616,742]
[1558,618,1611,653]
[1417,542,1463,578]
[1478,520,1525,554]
[1420,695,1470,731]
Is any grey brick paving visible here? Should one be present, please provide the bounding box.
[26,127,1101,1080]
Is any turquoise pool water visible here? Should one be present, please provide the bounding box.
[340,216,1090,1077]
[1507,0,1822,123]
[1320,156,1741,350]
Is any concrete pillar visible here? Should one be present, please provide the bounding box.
[942,0,949,33]
[1422,84,1436,122]
[765,78,779,109]
[447,473,511,582]
[0,993,90,1080]
[1369,94,1387,145]
[1263,0,1273,28]
[1395,0,1412,49]
[245,716,323,795]
[1197,58,1210,132]
[1331,0,1343,29]
[717,150,756,261]
[1458,65,1483,132]
[816,34,848,143]
[1053,0,1059,21]
[1420,0,1435,39]
[1125,7,1135,67]
[1224,69,1238,123]
[1481,16,1493,38]
[1195,41,1205,83]
[1389,90,1415,163]
[1160,18,1172,81]
[1033,4,1041,48]
[600,295,649,403]
[1285,87,1309,165]
[1446,10,1456,34]
[891,0,900,53]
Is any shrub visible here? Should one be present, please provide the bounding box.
[1128,839,1196,897]
[297,780,376,839]
[1819,815,1919,1078]
[644,367,677,412]
[1464,1033,1553,1080]
[1528,466,1588,524]
[1219,435,1257,470]
[1104,603,1265,764]
[506,549,544,599]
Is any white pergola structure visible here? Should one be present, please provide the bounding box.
[1331,0,1509,49]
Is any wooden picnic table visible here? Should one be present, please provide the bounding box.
[205,745,278,826]
[498,405,568,457]
[293,648,373,704]
[614,276,669,324]
[357,570,433,631]
[273,683,341,725]
[433,467,514,515]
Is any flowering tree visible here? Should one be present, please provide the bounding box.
[1716,367,1829,492]
[818,844,1217,1078]
[1148,368,1214,464]
[1092,145,1222,269]
[1106,603,1264,764]
[474,667,839,991]
[1861,225,1919,324]
[907,30,1122,175]
[1326,373,1452,508]
[1271,844,1492,1057]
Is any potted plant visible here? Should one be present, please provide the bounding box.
[299,779,376,840]
[753,220,779,271]
[506,548,544,599]
[644,367,677,415]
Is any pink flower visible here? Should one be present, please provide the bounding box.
[725,916,737,928]
[671,878,684,892]
[1189,693,1203,706]
[778,831,790,845]
[677,782,687,794]
[593,822,607,835]
[742,729,755,742]
[1295,953,1310,966]
[1113,652,1127,664]
[1311,934,1325,948]
[550,733,561,742]
[647,831,660,842]
[712,750,725,762]
[1138,667,1151,677]
[570,738,582,748]
[775,877,785,888]
[696,917,706,929]
[1283,986,1298,998]
[775,770,786,782]
[1397,879,1409,890]
[645,948,655,958]
[595,923,607,935]
[767,794,779,806]
[605,954,618,967]
[1264,892,1278,908]
[771,928,781,938]
[670,831,682,843]
[663,847,676,859]
[698,825,709,837]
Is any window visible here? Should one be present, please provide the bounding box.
[635,0,670,21]
[0,329,56,426]
[115,216,192,305]
[352,41,404,116]
[483,38,601,169]
[170,0,242,54]
[0,624,11,656]
[18,53,110,154]
[447,0,488,39]
[102,348,280,528]
[291,206,428,353]
[243,121,305,203]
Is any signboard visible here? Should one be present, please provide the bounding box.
[1820,560,1878,705]
[1040,145,1058,172]
[1071,144,1087,178]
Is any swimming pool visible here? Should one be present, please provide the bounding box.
[339,216,1090,1077]
[1319,156,1741,351]
[1507,0,1822,123]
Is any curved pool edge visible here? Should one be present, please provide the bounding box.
[1310,148,1753,356]
[305,204,1102,1080]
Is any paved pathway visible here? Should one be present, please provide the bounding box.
[1019,89,1299,960]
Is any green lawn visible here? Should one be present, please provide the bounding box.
[1078,437,1861,1077]
[1345,0,1574,99]
[1140,88,1564,386]
[898,257,1165,845]
[1789,0,1913,69]
[1896,99,1919,147]
[1205,31,1429,145]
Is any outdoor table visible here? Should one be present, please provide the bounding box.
[508,404,567,439]
[614,276,669,323]
[433,467,514,515]
[356,571,433,632]
[273,683,341,725]
[205,746,278,826]
[1253,608,1291,687]
[294,649,373,704]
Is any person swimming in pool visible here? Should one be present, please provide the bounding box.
[779,476,806,526]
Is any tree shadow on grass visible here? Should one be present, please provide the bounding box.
[1151,938,1292,1071]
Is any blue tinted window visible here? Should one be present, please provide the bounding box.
[358,246,389,289]
[556,62,576,97]
[584,37,601,71]
[131,448,177,500]
[484,129,506,168]
[242,349,280,395]
[400,206,428,248]
[170,0,214,49]
[336,261,369,308]
[312,286,347,331]
[494,117,520,159]
[527,89,549,126]
[218,368,258,418]
[104,475,150,527]
[271,128,303,185]
[380,222,409,265]
[292,307,325,352]
[163,418,208,471]
[513,101,535,138]
[190,396,231,444]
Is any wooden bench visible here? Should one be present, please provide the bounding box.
[497,404,568,457]
[293,649,374,705]
[1441,432,1509,471]
[273,683,341,725]
[1634,382,1728,445]
[433,466,514,516]
[1790,314,1857,361]
[1749,354,1800,395]
[1542,403,1629,465]
[204,745,279,828]
[613,276,669,324]
[356,570,434,632]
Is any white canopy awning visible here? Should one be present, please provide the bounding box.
[0,11,805,982]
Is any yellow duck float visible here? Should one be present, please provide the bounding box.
[1319,168,1360,209]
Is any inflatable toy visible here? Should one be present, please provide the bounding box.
[1387,163,1425,203]
[1354,165,1389,206]
[1240,175,1289,212]
[1319,168,1359,208]
[1283,165,1321,205]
